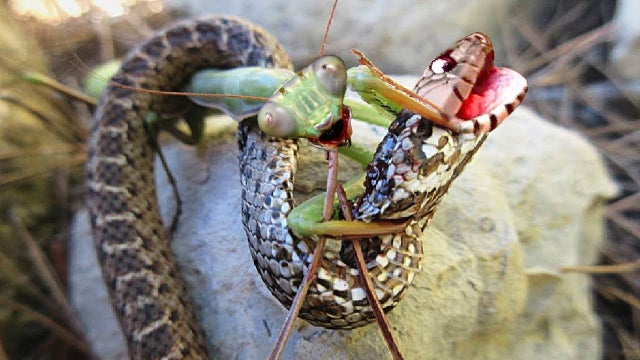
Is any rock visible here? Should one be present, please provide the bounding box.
[69,80,616,359]
[612,0,640,79]
[163,0,514,73]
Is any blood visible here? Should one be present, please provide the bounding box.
[313,105,353,147]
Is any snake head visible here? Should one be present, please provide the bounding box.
[415,32,528,134]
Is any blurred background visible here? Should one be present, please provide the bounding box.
[0,0,637,359]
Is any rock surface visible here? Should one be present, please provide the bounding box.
[164,0,514,73]
[612,0,640,79]
[70,85,616,359]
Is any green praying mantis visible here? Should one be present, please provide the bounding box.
[181,50,527,235]
[85,42,526,239]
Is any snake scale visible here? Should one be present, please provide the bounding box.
[86,16,526,359]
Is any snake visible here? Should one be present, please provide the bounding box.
[86,16,526,359]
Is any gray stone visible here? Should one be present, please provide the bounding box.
[163,0,514,73]
[70,79,616,359]
[613,0,640,79]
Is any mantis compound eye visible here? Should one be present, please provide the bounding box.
[258,100,297,138]
[312,55,347,98]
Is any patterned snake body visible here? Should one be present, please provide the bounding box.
[87,17,291,358]
[87,16,526,359]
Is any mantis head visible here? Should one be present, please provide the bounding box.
[257,55,352,147]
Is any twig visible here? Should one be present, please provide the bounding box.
[8,212,87,346]
[0,251,67,317]
[518,22,617,75]
[0,95,87,145]
[0,152,85,186]
[20,70,97,107]
[0,337,8,360]
[561,258,640,274]
[0,294,91,355]
[597,286,640,311]
[615,328,640,359]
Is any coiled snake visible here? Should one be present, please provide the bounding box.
[86,16,526,359]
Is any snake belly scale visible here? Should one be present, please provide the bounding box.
[86,16,510,359]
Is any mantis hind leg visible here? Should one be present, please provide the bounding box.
[143,107,208,232]
[148,102,209,145]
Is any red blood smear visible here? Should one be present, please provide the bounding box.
[313,105,353,148]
